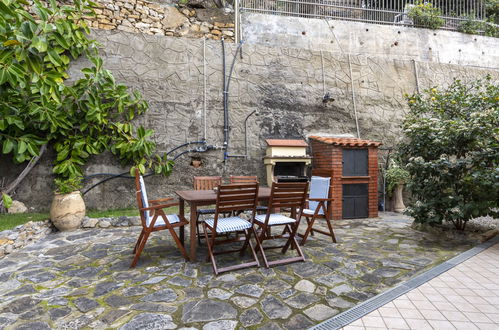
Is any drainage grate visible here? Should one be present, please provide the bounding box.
[310,235,499,330]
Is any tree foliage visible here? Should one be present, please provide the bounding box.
[399,77,499,230]
[0,0,173,195]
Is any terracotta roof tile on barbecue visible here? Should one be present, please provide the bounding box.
[265,139,309,147]
[308,136,382,147]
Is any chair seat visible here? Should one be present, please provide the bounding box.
[204,216,253,233]
[255,213,296,226]
[198,208,216,214]
[256,206,268,211]
[147,214,180,227]
[302,208,325,216]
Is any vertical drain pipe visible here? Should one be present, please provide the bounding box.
[320,50,326,96]
[221,37,228,161]
[412,59,420,94]
[347,54,361,139]
[203,37,207,141]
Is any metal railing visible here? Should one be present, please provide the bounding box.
[239,0,486,31]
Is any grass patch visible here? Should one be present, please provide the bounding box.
[0,213,49,231]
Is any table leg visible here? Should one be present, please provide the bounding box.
[189,202,198,262]
[179,199,185,244]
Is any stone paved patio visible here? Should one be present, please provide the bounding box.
[0,213,479,329]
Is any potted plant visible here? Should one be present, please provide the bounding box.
[385,160,410,213]
[408,1,445,29]
[50,177,85,231]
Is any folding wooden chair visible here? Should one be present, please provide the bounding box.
[202,183,261,275]
[131,169,189,268]
[229,175,267,214]
[229,175,258,184]
[299,176,337,245]
[253,181,309,268]
[194,176,222,243]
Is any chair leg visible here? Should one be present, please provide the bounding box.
[253,227,268,268]
[131,231,150,268]
[203,223,218,275]
[300,216,317,246]
[179,225,185,245]
[167,225,189,261]
[245,229,260,267]
[196,213,202,244]
[325,216,337,243]
[133,229,145,254]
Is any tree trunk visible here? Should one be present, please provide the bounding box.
[0,144,47,212]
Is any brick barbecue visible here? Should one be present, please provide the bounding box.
[309,136,382,220]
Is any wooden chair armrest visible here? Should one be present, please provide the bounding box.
[149,197,175,205]
[307,198,334,202]
[140,202,179,211]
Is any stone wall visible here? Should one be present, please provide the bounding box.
[1,29,497,211]
[86,0,235,41]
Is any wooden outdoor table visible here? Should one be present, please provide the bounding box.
[175,187,271,262]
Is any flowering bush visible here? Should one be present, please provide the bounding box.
[398,77,499,230]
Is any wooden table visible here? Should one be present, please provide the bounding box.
[176,187,271,262]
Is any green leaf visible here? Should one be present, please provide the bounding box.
[2,139,14,154]
[2,193,13,209]
[32,36,48,53]
[3,40,21,47]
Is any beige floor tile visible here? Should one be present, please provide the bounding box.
[378,307,402,318]
[361,316,386,328]
[365,310,381,317]
[473,289,497,298]
[424,293,448,302]
[474,304,499,314]
[413,300,436,310]
[453,302,480,313]
[419,309,447,321]
[432,301,459,312]
[382,317,410,329]
[405,291,427,301]
[464,295,491,305]
[397,308,424,320]
[393,299,416,310]
[427,319,457,329]
[463,312,493,323]
[342,326,366,330]
[437,287,458,296]
[441,310,471,322]
[451,321,480,330]
[484,297,499,305]
[476,323,499,330]
[445,294,471,305]
[404,318,433,330]
[348,319,364,327]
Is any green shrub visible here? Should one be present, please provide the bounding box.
[385,160,411,197]
[54,177,83,195]
[408,1,445,29]
[399,77,499,230]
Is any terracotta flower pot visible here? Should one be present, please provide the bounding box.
[50,191,85,231]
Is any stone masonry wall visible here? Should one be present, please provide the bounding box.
[86,0,235,41]
[1,29,497,211]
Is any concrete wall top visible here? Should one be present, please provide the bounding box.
[242,13,499,69]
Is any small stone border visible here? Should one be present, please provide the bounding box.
[310,235,499,330]
[0,216,142,258]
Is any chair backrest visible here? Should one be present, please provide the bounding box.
[229,175,258,184]
[194,176,222,190]
[134,169,151,227]
[267,181,309,212]
[309,176,331,215]
[212,183,259,230]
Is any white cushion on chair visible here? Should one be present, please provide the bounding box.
[139,175,151,225]
[148,214,181,227]
[255,214,296,225]
[303,208,320,216]
[309,176,330,215]
[204,216,252,233]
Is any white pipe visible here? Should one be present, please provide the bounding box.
[203,37,207,140]
[412,59,420,94]
[348,54,361,139]
[320,50,325,96]
[235,0,240,43]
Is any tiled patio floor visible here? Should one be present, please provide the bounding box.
[343,241,499,330]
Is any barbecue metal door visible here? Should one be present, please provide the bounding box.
[342,149,368,176]
[342,183,368,219]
